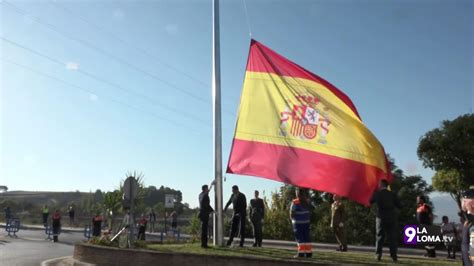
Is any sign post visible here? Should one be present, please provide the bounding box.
[123,176,138,247]
[164,194,175,236]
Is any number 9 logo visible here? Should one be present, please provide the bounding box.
[405,227,416,242]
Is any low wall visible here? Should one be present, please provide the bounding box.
[74,242,320,266]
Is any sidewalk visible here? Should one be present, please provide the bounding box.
[2,223,447,256]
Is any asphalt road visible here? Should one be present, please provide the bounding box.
[0,229,83,266]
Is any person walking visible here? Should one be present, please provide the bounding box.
[42,205,49,227]
[148,209,157,233]
[249,190,265,247]
[224,185,247,247]
[416,195,435,257]
[331,194,347,252]
[441,215,457,259]
[370,179,401,262]
[290,188,312,258]
[92,212,103,237]
[199,181,215,248]
[51,209,61,242]
[68,206,75,226]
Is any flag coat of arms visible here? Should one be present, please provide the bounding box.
[226,40,391,205]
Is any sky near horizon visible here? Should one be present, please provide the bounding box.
[0,0,472,209]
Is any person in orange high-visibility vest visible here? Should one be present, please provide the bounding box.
[52,210,61,242]
[290,188,312,258]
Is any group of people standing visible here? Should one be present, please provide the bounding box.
[198,180,474,264]
[198,183,265,249]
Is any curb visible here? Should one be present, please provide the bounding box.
[41,256,95,266]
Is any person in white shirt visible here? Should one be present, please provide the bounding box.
[440,216,457,259]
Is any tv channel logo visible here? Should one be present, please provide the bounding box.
[403,225,418,244]
[403,224,454,245]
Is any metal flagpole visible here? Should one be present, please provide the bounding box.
[212,0,224,246]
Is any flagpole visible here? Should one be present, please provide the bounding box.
[212,0,224,246]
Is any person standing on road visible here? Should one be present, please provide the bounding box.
[42,205,49,227]
[52,209,61,242]
[370,179,401,262]
[331,194,347,252]
[148,209,157,233]
[224,185,247,247]
[4,206,12,223]
[416,195,435,257]
[68,206,75,226]
[290,188,312,258]
[198,181,215,248]
[249,190,265,247]
[92,212,103,237]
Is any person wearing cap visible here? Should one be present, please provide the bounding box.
[461,187,474,266]
[370,179,401,262]
[290,188,312,258]
[224,185,247,247]
[199,181,215,248]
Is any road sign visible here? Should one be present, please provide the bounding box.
[165,194,175,208]
[123,177,138,201]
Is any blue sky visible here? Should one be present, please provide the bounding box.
[0,0,472,210]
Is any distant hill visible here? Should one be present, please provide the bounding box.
[0,190,90,207]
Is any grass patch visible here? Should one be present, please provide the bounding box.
[147,243,459,265]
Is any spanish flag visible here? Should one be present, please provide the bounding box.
[227,40,392,205]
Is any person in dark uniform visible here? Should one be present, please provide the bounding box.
[224,185,247,247]
[52,209,61,242]
[416,195,435,257]
[331,194,347,252]
[370,179,401,262]
[199,181,215,248]
[249,190,265,247]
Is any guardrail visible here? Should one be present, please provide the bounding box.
[5,218,20,238]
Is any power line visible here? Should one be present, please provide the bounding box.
[0,36,211,126]
[1,0,238,118]
[242,0,253,38]
[1,57,208,138]
[48,0,211,89]
[1,0,209,105]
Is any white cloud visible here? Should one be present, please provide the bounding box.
[165,24,179,35]
[89,93,99,102]
[65,62,79,70]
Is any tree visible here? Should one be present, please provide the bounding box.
[103,190,122,232]
[418,113,474,186]
[432,169,463,211]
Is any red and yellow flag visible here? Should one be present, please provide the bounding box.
[227,40,392,205]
